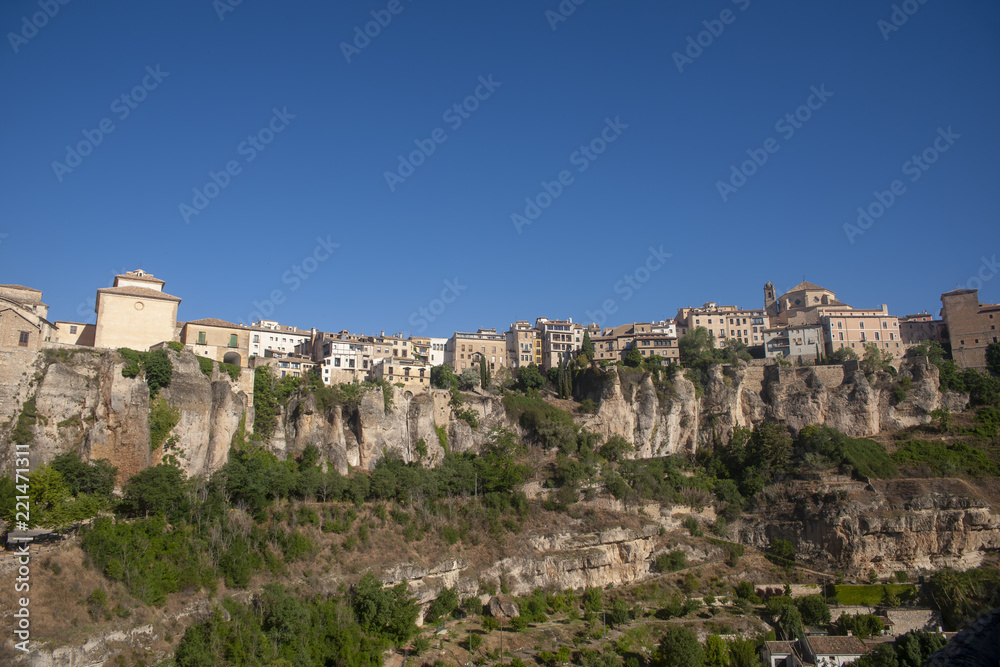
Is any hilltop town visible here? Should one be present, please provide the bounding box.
[1,270,996,391]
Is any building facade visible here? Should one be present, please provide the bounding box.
[0,285,55,351]
[180,318,251,367]
[93,270,180,351]
[940,288,1000,369]
[446,328,507,372]
[248,320,311,359]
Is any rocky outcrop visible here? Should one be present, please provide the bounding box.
[0,348,249,481]
[581,358,967,457]
[739,477,1000,574]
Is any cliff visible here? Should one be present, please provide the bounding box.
[581,358,967,456]
[739,476,1000,575]
[0,348,248,481]
[0,352,970,480]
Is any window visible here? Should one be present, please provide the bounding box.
[229,334,238,347]
[70,325,77,334]
[198,331,207,344]
[253,334,259,342]
[882,322,888,328]
[18,331,30,347]
[859,322,865,329]
[334,358,341,367]
[838,322,842,329]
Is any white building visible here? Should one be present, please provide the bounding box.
[248,320,311,359]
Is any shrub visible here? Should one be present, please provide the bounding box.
[197,355,214,376]
[656,549,687,572]
[149,398,180,451]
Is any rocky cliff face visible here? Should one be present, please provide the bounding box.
[0,352,969,482]
[0,348,249,481]
[739,477,1000,574]
[581,358,967,456]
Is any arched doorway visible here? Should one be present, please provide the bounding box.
[223,351,242,367]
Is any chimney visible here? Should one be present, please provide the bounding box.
[847,630,852,636]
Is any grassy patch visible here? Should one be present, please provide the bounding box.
[832,584,917,606]
[893,440,999,477]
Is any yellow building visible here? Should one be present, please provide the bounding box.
[0,285,55,351]
[93,270,180,351]
[180,318,251,367]
[822,306,903,359]
[373,357,431,391]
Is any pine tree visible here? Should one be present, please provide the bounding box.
[582,331,594,360]
[479,357,487,390]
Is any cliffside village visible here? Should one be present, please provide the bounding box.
[1,270,997,395]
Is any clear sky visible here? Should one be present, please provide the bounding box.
[2,0,998,338]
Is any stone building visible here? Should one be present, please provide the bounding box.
[179,318,251,367]
[52,320,96,346]
[898,312,948,348]
[535,317,584,370]
[93,270,180,351]
[940,288,1000,369]
[506,321,541,369]
[0,284,55,351]
[445,328,507,372]
[372,357,432,391]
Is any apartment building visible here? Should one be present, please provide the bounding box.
[311,331,372,385]
[248,320,311,359]
[675,304,768,347]
[535,317,584,370]
[409,336,448,366]
[446,328,507,372]
[370,332,412,364]
[373,357,432,391]
[632,333,679,364]
[941,288,1000,369]
[254,354,317,380]
[506,321,541,369]
[763,324,825,361]
[591,322,677,363]
[821,305,903,359]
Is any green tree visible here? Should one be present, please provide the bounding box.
[476,428,529,493]
[119,464,189,519]
[726,636,760,667]
[679,327,715,366]
[704,634,729,667]
[653,626,704,667]
[986,342,1000,376]
[516,364,546,391]
[776,605,804,641]
[431,364,460,390]
[351,572,419,646]
[624,345,643,368]
[769,538,795,562]
[796,595,830,626]
[582,331,595,360]
[50,452,117,498]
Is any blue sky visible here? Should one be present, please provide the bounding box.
[2,0,998,338]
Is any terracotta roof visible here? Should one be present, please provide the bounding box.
[97,286,181,302]
[764,641,795,654]
[185,318,241,328]
[115,271,165,285]
[787,280,832,293]
[807,635,868,655]
[942,288,977,297]
[0,284,42,292]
